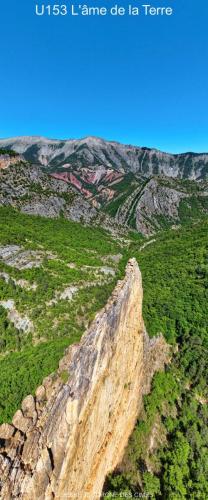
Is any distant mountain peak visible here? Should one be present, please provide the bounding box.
[0,135,207,182]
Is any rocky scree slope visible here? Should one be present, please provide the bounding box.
[0,161,96,224]
[1,140,208,236]
[1,158,208,236]
[0,259,169,500]
[115,176,208,235]
[0,161,125,235]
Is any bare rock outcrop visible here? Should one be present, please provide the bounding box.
[0,154,23,170]
[0,259,169,499]
[135,178,189,235]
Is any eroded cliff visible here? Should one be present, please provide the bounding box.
[0,259,169,500]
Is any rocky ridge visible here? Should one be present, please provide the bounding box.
[0,260,169,499]
[0,162,97,224]
[1,139,207,236]
[0,136,207,180]
[0,161,126,236]
[115,176,208,235]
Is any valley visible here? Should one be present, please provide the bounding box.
[0,137,207,498]
[0,206,125,423]
[0,137,208,236]
[104,220,208,498]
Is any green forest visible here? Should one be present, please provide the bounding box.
[0,206,125,422]
[0,206,207,498]
[105,221,208,498]
[0,149,18,156]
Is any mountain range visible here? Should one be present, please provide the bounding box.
[0,136,208,235]
[1,135,208,178]
[0,136,208,497]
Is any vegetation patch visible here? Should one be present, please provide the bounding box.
[0,206,125,422]
[0,148,18,156]
[105,220,208,498]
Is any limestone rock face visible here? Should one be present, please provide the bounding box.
[0,424,15,440]
[135,178,189,235]
[0,162,97,224]
[0,154,22,170]
[0,136,207,180]
[0,162,124,236]
[0,259,169,499]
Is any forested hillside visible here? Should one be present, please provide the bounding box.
[105,221,208,498]
[0,203,207,498]
[0,207,125,422]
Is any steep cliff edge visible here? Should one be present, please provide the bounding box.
[0,259,169,500]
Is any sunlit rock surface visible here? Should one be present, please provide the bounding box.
[0,259,169,499]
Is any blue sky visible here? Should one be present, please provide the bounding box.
[0,0,207,152]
